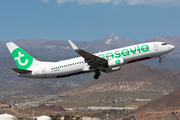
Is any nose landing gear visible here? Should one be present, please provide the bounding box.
[94,70,101,79]
[159,57,163,63]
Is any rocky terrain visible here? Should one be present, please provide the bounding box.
[62,63,180,95]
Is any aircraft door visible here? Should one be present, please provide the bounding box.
[153,43,158,51]
[42,67,46,76]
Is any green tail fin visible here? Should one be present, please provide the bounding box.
[6,42,34,70]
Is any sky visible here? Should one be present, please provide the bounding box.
[0,0,180,42]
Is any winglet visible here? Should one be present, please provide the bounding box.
[68,40,78,50]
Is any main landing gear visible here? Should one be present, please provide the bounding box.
[159,57,163,63]
[94,70,101,79]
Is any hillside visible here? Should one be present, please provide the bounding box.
[19,83,55,95]
[91,33,140,47]
[62,63,180,95]
[19,84,71,95]
[132,87,180,120]
[55,85,71,94]
[135,87,180,113]
[53,63,180,108]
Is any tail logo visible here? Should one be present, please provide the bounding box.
[12,48,33,69]
[15,52,28,66]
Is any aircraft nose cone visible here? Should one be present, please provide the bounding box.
[169,45,175,50]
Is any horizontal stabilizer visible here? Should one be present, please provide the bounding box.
[11,68,32,74]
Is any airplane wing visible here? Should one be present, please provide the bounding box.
[68,40,107,69]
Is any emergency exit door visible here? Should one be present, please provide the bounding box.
[153,43,158,51]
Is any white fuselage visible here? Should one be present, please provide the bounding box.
[19,42,175,79]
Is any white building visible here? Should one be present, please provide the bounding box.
[37,115,51,120]
[87,106,112,110]
[135,98,150,101]
[82,116,102,120]
[0,113,17,120]
[82,116,91,120]
[87,106,135,110]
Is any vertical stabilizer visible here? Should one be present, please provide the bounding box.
[6,42,39,70]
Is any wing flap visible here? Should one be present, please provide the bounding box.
[12,68,32,74]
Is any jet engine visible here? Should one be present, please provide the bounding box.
[108,57,124,67]
[103,66,121,73]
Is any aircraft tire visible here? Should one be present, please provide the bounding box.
[159,60,163,63]
[96,71,101,76]
[94,74,99,79]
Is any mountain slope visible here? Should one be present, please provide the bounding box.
[61,63,180,95]
[91,33,140,47]
[19,83,55,95]
[54,85,71,94]
[135,87,180,113]
[19,84,72,95]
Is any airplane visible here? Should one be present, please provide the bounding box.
[6,40,175,79]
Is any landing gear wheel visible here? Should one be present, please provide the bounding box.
[94,70,101,79]
[94,74,99,79]
[96,71,101,76]
[159,57,163,63]
[159,59,163,63]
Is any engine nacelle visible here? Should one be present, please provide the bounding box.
[108,57,124,68]
[104,66,121,73]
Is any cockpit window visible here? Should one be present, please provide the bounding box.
[162,43,167,45]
